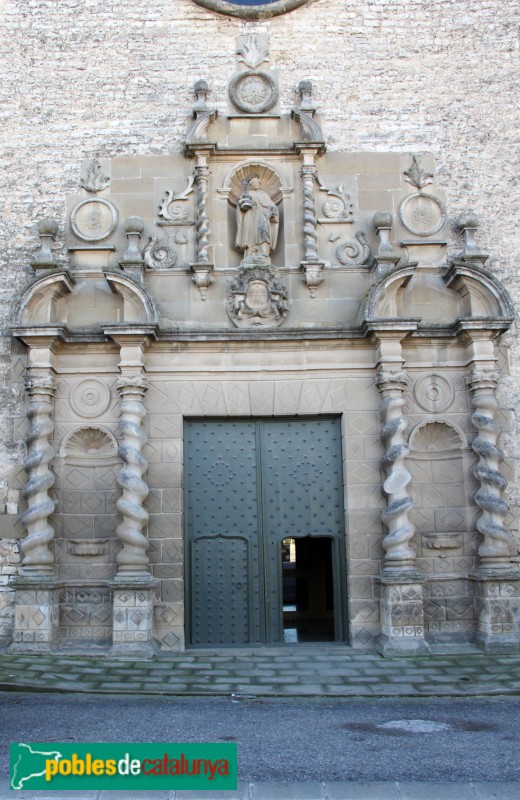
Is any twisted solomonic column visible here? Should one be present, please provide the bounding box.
[194,165,210,264]
[376,370,416,571]
[468,369,514,570]
[300,165,319,262]
[20,375,56,576]
[115,375,150,577]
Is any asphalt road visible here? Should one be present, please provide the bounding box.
[1,693,519,784]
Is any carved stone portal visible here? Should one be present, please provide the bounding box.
[227,265,288,328]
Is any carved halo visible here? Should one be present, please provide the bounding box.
[225,161,284,206]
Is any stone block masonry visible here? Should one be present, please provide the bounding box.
[0,0,518,652]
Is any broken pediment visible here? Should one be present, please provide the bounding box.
[19,36,513,340]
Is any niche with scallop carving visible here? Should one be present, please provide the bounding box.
[407,421,476,559]
[408,420,478,641]
[54,426,121,580]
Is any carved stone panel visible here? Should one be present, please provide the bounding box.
[227,265,288,328]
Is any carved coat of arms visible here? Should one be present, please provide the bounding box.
[227,266,289,328]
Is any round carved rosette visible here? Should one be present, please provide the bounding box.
[229,70,278,114]
[70,379,112,418]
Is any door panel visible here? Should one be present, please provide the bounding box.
[185,418,346,646]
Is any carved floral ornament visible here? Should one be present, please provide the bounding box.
[190,0,312,19]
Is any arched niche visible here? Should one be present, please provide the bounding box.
[407,419,475,557]
[222,160,288,206]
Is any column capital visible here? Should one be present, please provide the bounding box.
[116,374,148,395]
[376,369,408,395]
[466,368,500,394]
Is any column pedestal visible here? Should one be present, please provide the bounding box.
[111,579,158,658]
[472,570,520,653]
[377,572,431,656]
[10,577,60,652]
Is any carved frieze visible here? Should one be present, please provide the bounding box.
[227,265,288,328]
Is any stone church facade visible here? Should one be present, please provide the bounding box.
[0,0,518,657]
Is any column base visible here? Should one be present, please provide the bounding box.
[471,568,520,654]
[377,570,431,657]
[9,576,60,653]
[110,579,159,659]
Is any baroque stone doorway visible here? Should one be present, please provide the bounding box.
[184,417,347,646]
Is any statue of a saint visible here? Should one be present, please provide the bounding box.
[235,177,279,263]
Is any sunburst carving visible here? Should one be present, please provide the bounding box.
[226,162,284,206]
[63,427,117,460]
[410,421,463,453]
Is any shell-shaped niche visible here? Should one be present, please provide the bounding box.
[226,161,284,206]
[409,420,465,454]
[61,426,119,466]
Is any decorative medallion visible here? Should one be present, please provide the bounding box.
[191,0,311,19]
[228,265,288,328]
[413,374,454,413]
[70,198,118,242]
[399,192,446,237]
[70,380,112,418]
[229,70,278,114]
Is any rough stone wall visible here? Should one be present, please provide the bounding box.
[0,0,518,640]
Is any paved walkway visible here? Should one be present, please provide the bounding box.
[2,648,520,798]
[2,646,520,697]
[1,781,520,799]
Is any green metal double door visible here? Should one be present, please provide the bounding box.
[185,417,347,645]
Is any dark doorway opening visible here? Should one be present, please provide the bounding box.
[282,537,335,643]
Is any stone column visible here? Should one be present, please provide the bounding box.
[115,375,150,578]
[191,150,214,299]
[299,149,325,296]
[108,332,157,656]
[373,340,430,655]
[12,363,59,651]
[467,368,520,651]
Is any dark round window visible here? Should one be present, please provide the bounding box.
[191,0,312,18]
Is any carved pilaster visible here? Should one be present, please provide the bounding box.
[467,369,514,571]
[300,164,324,295]
[20,375,57,576]
[376,370,416,571]
[300,165,319,262]
[194,165,211,264]
[115,375,150,579]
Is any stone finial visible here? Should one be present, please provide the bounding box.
[193,80,210,116]
[372,211,399,276]
[457,209,486,260]
[31,217,59,270]
[38,217,58,237]
[124,215,145,235]
[297,80,318,114]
